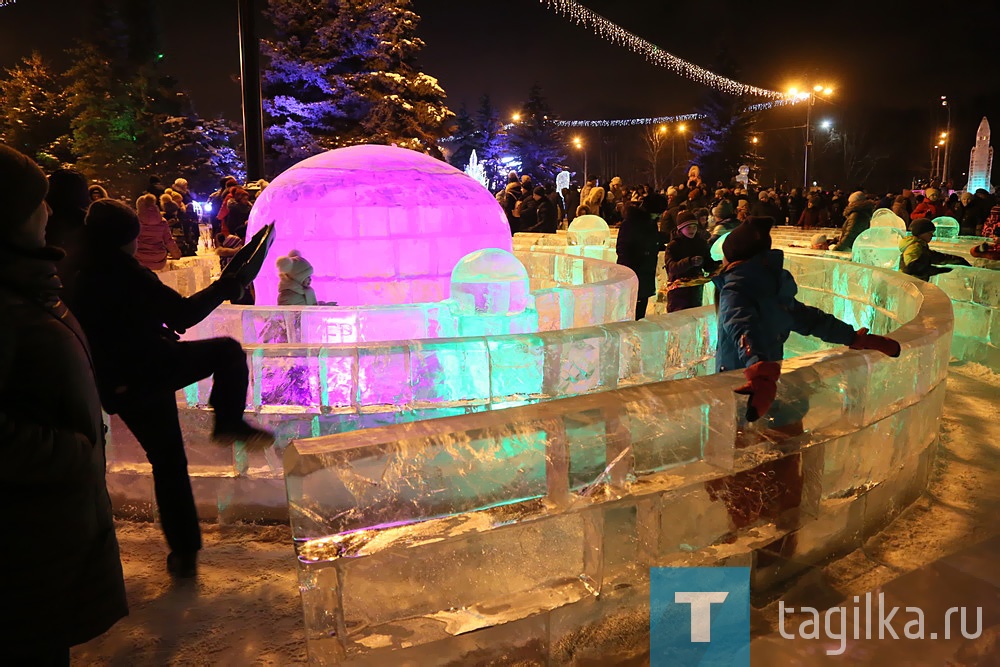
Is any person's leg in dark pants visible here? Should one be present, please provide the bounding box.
[635,297,648,320]
[160,337,250,429]
[117,391,202,567]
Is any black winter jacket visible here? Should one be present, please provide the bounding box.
[0,244,127,647]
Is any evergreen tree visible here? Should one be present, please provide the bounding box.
[475,94,508,191]
[263,0,453,171]
[67,0,168,193]
[447,103,477,170]
[150,114,246,196]
[0,52,74,168]
[508,84,566,184]
[687,54,758,186]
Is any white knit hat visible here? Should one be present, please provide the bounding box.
[275,249,313,281]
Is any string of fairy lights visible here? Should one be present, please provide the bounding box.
[539,0,785,100]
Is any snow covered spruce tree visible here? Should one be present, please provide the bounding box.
[508,84,566,184]
[263,0,453,171]
[0,52,74,169]
[446,103,477,172]
[476,94,509,191]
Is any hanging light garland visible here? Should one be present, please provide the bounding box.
[540,0,785,99]
[552,99,799,128]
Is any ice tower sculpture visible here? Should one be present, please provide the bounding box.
[965,117,994,194]
[244,145,513,306]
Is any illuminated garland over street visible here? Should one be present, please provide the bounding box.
[540,0,785,99]
[553,99,798,128]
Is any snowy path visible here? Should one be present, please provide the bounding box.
[73,363,1000,665]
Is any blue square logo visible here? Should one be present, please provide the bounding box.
[651,567,750,666]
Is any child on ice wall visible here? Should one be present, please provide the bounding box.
[712,216,902,422]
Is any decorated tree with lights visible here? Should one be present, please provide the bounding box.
[447,103,477,171]
[508,84,566,184]
[475,94,508,190]
[0,52,74,168]
[263,0,453,170]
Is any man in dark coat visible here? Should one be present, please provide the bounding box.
[830,191,874,251]
[616,204,663,319]
[0,145,127,662]
[522,186,558,233]
[68,199,273,578]
[44,168,91,297]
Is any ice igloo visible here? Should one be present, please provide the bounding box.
[245,145,514,306]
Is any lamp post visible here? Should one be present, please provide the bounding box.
[573,136,587,185]
[238,0,265,181]
[791,85,834,190]
[940,96,951,186]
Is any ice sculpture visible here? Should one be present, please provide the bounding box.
[870,208,906,230]
[450,249,537,336]
[852,227,903,269]
[710,231,730,261]
[932,216,960,239]
[244,145,513,306]
[965,117,994,194]
[567,214,610,247]
[555,170,570,200]
[464,149,488,189]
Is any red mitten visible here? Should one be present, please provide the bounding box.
[850,328,901,358]
[734,361,781,422]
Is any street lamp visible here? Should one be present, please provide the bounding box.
[573,136,588,184]
[512,112,521,123]
[940,96,951,185]
[790,84,835,189]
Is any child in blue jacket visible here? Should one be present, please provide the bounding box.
[713,217,902,421]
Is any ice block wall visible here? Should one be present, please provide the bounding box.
[931,265,1000,367]
[284,256,953,665]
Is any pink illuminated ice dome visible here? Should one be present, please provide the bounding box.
[245,145,513,306]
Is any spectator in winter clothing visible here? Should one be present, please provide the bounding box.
[713,216,901,422]
[44,168,91,296]
[750,189,783,220]
[797,194,830,229]
[147,175,166,199]
[891,195,909,221]
[584,185,606,217]
[708,200,739,246]
[522,186,559,233]
[910,188,947,221]
[971,238,1000,261]
[68,199,273,579]
[135,193,182,270]
[0,145,127,663]
[666,211,719,312]
[787,188,806,227]
[830,191,873,251]
[899,218,971,281]
[616,204,663,320]
[88,183,108,201]
[208,176,238,238]
[223,187,253,240]
[276,249,318,306]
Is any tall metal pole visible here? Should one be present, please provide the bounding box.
[942,98,952,187]
[803,95,813,190]
[238,0,265,181]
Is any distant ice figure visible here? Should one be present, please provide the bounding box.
[852,227,904,269]
[870,208,906,230]
[964,117,994,194]
[464,149,488,189]
[567,215,610,247]
[556,170,570,199]
[931,216,960,239]
[244,145,512,306]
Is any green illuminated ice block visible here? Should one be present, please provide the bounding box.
[851,227,903,270]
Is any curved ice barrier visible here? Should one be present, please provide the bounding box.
[284,256,954,664]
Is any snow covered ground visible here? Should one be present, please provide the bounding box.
[73,362,1000,665]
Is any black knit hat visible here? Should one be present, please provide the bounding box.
[676,210,697,227]
[0,144,49,231]
[910,218,935,237]
[722,216,775,262]
[85,199,140,248]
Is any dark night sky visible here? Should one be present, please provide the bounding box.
[2,0,1000,186]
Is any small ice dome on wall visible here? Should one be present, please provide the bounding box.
[852,227,904,269]
[932,216,960,239]
[567,215,611,246]
[870,208,906,230]
[450,249,530,315]
[245,145,514,306]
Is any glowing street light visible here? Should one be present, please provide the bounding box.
[573,136,587,182]
[751,136,759,144]
[820,119,833,130]
[512,112,521,122]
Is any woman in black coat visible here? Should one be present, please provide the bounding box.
[616,204,663,319]
[666,211,719,312]
[0,145,127,662]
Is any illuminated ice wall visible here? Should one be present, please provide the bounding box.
[246,145,514,306]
